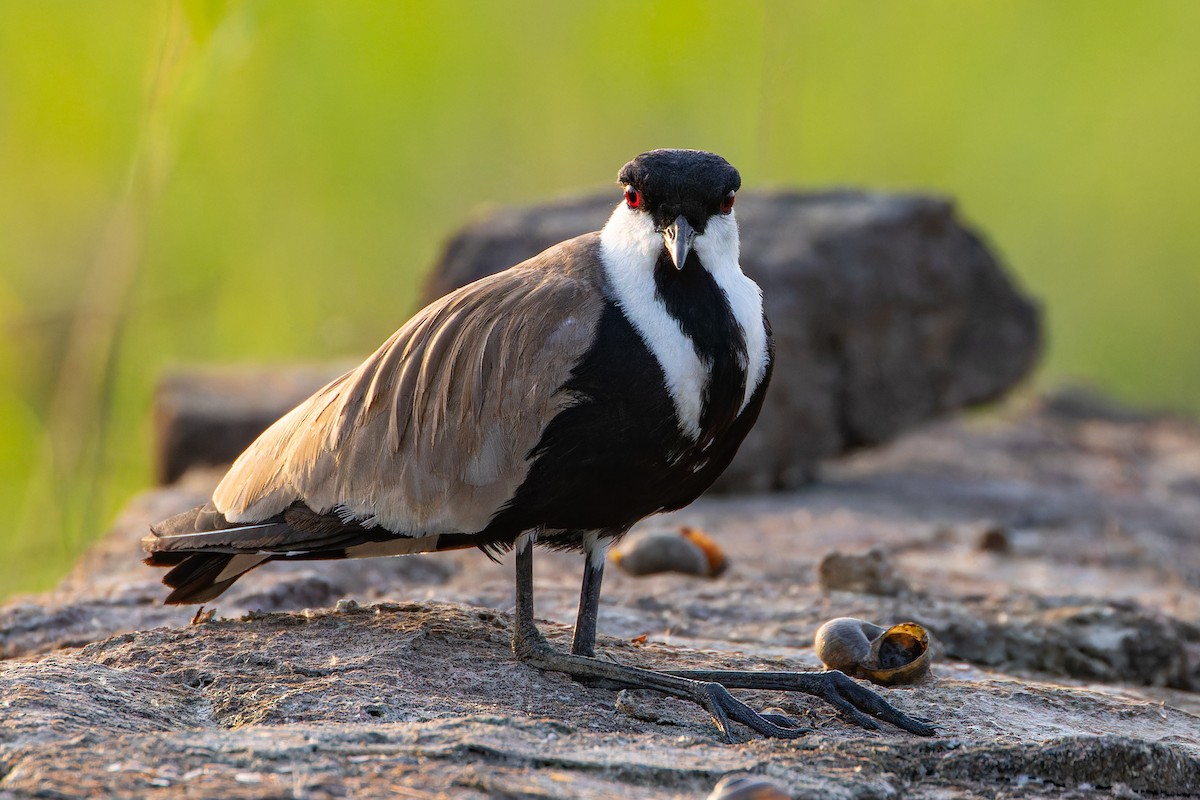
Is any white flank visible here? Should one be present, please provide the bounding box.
[691,211,770,411]
[600,204,708,438]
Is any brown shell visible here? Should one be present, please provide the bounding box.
[813,617,931,686]
[609,527,727,578]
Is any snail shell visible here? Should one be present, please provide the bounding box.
[706,774,790,800]
[813,617,931,686]
[609,526,727,578]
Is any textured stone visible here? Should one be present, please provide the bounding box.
[424,190,1042,490]
[5,395,1200,798]
[2,602,1198,799]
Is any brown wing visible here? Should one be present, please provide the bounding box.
[212,234,605,536]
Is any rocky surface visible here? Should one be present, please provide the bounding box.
[3,392,1200,798]
[425,190,1043,490]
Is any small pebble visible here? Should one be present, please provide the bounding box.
[816,548,908,596]
[977,525,1011,553]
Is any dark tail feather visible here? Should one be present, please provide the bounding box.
[145,501,397,604]
[143,502,288,604]
[156,552,272,605]
[144,501,464,605]
[143,550,190,568]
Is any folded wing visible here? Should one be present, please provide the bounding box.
[212,236,605,537]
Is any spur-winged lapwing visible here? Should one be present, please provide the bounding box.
[144,149,933,739]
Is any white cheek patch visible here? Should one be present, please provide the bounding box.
[692,211,770,411]
[600,204,707,439]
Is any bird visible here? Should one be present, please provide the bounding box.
[143,149,934,740]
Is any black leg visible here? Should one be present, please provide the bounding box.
[510,535,807,742]
[512,532,543,653]
[571,541,605,656]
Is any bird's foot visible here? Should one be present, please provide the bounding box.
[513,544,931,740]
[513,632,808,741]
[663,668,936,736]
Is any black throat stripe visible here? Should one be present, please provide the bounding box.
[653,249,748,445]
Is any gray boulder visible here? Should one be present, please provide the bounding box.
[425,190,1042,489]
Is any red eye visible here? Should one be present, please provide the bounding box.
[625,187,642,209]
[720,190,736,215]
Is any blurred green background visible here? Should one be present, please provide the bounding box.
[2,1,1199,599]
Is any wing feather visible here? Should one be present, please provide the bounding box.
[212,234,605,537]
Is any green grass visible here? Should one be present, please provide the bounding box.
[3,1,1200,599]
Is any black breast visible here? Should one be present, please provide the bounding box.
[481,253,768,552]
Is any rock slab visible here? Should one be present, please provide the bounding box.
[5,394,1200,798]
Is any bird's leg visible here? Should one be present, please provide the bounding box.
[510,534,807,742]
[570,536,606,656]
[512,538,936,738]
[661,669,936,736]
[512,532,546,654]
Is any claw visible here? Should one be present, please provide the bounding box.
[758,709,810,732]
[821,670,936,736]
[697,682,809,740]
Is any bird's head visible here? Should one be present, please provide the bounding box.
[607,149,741,271]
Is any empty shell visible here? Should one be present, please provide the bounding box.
[609,526,727,577]
[813,617,931,686]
